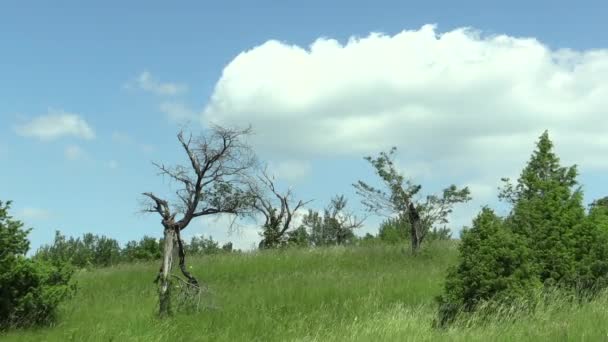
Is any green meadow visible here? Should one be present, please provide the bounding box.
[3,242,608,341]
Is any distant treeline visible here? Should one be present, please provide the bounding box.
[33,217,453,269]
[34,231,236,268]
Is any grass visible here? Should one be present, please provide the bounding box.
[3,241,608,341]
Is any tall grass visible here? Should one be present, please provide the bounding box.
[2,241,608,341]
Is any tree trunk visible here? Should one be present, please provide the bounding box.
[407,202,422,254]
[176,230,199,288]
[159,227,176,317]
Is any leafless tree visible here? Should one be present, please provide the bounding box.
[247,167,312,249]
[141,124,256,317]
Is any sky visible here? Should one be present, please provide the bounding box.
[1,1,607,252]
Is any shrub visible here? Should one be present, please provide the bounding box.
[436,207,541,327]
[0,200,75,329]
[436,132,608,327]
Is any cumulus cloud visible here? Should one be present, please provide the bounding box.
[190,214,262,250]
[14,109,95,141]
[159,102,197,123]
[125,71,187,96]
[201,24,608,230]
[202,24,608,170]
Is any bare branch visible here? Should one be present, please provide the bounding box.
[142,192,171,220]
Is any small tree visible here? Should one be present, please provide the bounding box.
[499,131,586,287]
[142,125,256,317]
[354,147,471,254]
[0,200,75,329]
[248,167,311,249]
[436,207,540,326]
[303,195,365,246]
[286,225,310,247]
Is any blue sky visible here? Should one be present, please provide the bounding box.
[2,1,608,251]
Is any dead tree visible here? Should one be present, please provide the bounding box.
[248,167,312,249]
[353,147,470,254]
[142,125,256,317]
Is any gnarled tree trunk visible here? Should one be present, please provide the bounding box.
[159,226,176,317]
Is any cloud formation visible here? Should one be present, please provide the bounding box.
[202,24,608,178]
[14,109,95,141]
[125,71,187,96]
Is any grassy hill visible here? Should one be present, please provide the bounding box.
[3,242,608,341]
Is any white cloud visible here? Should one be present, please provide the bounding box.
[125,71,187,96]
[268,159,312,182]
[14,109,95,141]
[17,207,52,221]
[201,24,608,229]
[190,214,262,251]
[64,145,87,161]
[159,102,197,123]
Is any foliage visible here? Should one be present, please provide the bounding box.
[285,225,310,247]
[0,201,75,329]
[299,195,363,247]
[377,216,408,244]
[185,235,221,255]
[36,231,121,268]
[501,131,587,287]
[35,232,236,267]
[354,147,470,253]
[436,208,541,326]
[378,216,452,245]
[437,131,608,326]
[122,236,163,262]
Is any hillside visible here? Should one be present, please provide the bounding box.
[3,242,608,341]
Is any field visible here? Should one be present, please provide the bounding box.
[3,242,608,341]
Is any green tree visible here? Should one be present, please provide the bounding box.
[286,225,310,247]
[354,147,471,253]
[303,195,364,247]
[0,201,75,329]
[377,216,408,244]
[436,207,540,326]
[122,236,162,262]
[500,130,586,286]
[36,232,121,268]
[572,197,608,293]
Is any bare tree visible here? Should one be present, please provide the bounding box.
[248,167,312,249]
[353,147,471,254]
[323,195,366,245]
[141,125,256,317]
